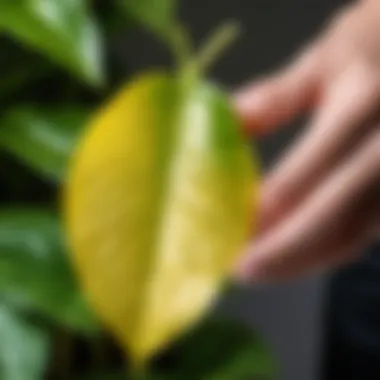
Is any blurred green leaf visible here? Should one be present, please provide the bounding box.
[0,303,49,380]
[94,0,133,36]
[121,0,177,40]
[158,317,276,380]
[0,0,105,86]
[0,209,99,334]
[0,106,88,181]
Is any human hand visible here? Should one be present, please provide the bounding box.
[235,1,380,283]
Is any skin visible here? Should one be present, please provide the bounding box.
[234,0,380,283]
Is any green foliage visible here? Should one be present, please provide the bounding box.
[0,107,88,181]
[76,318,275,380]
[121,0,177,40]
[0,0,275,379]
[0,0,104,86]
[164,317,275,380]
[0,304,49,380]
[0,209,98,333]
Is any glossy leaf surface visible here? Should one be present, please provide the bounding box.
[0,209,98,333]
[0,304,49,380]
[0,107,88,181]
[65,73,259,365]
[0,0,104,86]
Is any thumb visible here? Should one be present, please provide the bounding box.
[234,46,322,135]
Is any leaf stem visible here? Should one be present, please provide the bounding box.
[195,21,241,75]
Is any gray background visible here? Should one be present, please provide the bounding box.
[122,1,347,379]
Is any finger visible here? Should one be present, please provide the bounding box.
[234,46,322,135]
[236,129,380,283]
[251,198,380,283]
[260,62,380,233]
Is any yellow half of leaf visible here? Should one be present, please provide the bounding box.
[64,73,260,367]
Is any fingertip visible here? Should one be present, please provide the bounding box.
[233,52,320,136]
[234,82,299,136]
[234,85,265,113]
[234,88,270,135]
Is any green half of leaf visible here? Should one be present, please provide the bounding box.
[0,106,89,181]
[0,303,49,380]
[0,0,105,86]
[0,209,99,334]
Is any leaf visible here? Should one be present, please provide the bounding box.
[157,317,276,380]
[65,73,259,365]
[0,303,49,380]
[0,209,98,334]
[0,0,104,86]
[121,0,177,39]
[0,107,88,181]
